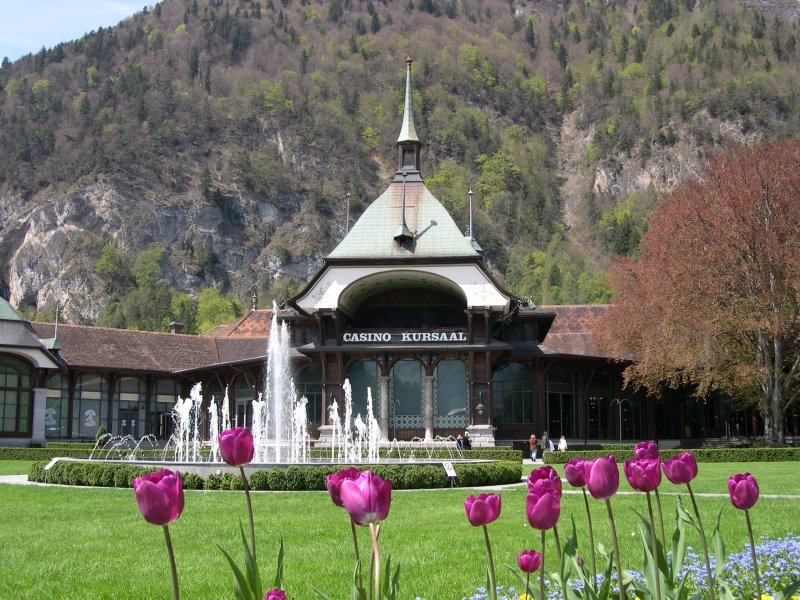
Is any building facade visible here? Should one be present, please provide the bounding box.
[1,61,794,448]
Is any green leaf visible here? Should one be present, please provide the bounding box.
[273,538,285,590]
[239,520,262,600]
[671,498,687,586]
[218,543,253,600]
[711,508,726,578]
[774,581,800,600]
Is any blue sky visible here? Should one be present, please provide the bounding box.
[0,1,146,62]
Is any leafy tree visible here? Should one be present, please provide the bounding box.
[196,287,242,333]
[598,139,800,445]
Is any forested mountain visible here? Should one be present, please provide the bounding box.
[1,0,799,331]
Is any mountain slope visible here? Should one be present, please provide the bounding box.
[1,0,799,326]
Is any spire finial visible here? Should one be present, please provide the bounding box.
[397,57,419,144]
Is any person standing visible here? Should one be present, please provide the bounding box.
[541,431,550,456]
[528,433,538,461]
[558,435,568,452]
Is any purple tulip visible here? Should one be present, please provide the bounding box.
[264,589,287,600]
[133,469,184,526]
[326,467,360,508]
[218,427,254,467]
[339,470,392,526]
[728,473,759,510]
[634,440,659,460]
[662,452,698,485]
[517,549,542,573]
[464,493,502,527]
[525,489,561,530]
[527,465,563,497]
[584,455,619,499]
[564,457,588,487]
[624,457,662,492]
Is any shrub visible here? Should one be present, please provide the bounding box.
[28,461,47,483]
[204,473,222,490]
[249,470,270,490]
[182,473,204,490]
[544,447,800,464]
[267,468,287,490]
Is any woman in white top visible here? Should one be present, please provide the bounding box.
[558,435,568,451]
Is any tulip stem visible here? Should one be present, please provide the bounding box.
[604,498,625,600]
[553,524,562,563]
[745,509,761,600]
[687,482,715,600]
[524,572,530,599]
[646,492,662,600]
[162,524,180,600]
[482,524,497,600]
[369,522,381,600]
[239,466,256,562]
[351,519,361,563]
[539,529,546,600]
[654,487,667,573]
[581,487,597,591]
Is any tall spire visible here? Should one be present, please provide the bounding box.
[397,57,419,143]
[394,57,423,181]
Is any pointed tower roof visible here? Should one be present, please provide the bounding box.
[397,57,419,143]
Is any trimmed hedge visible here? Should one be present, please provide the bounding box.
[309,447,523,463]
[544,446,800,464]
[28,460,523,490]
[0,447,174,461]
[47,442,97,450]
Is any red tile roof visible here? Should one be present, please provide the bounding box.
[538,305,614,359]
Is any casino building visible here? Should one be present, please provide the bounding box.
[0,61,789,448]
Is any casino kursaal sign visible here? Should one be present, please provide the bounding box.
[341,331,469,343]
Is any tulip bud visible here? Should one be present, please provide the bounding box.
[662,452,698,485]
[218,427,254,467]
[525,489,561,530]
[517,549,542,573]
[133,469,184,526]
[464,493,502,527]
[326,467,360,508]
[264,589,287,600]
[527,465,562,497]
[564,457,588,488]
[728,472,759,510]
[634,440,659,460]
[340,470,392,526]
[624,457,662,492]
[584,455,619,500]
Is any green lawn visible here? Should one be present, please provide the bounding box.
[0,462,797,599]
[0,460,33,475]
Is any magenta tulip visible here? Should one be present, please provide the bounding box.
[517,549,542,573]
[464,493,502,527]
[527,465,563,497]
[584,455,619,499]
[339,469,392,526]
[662,452,698,485]
[133,469,184,526]
[728,473,759,510]
[564,457,588,487]
[264,589,287,600]
[624,457,662,492]
[326,467,360,508]
[525,489,561,530]
[218,427,254,467]
[634,440,659,460]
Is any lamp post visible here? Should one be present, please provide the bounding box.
[610,398,632,444]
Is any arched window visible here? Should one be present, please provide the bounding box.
[295,366,323,425]
[345,360,380,423]
[46,373,69,438]
[492,363,534,424]
[434,359,467,428]
[546,366,577,438]
[390,360,422,430]
[0,355,32,435]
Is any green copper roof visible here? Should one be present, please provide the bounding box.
[328,180,479,260]
[0,297,24,321]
